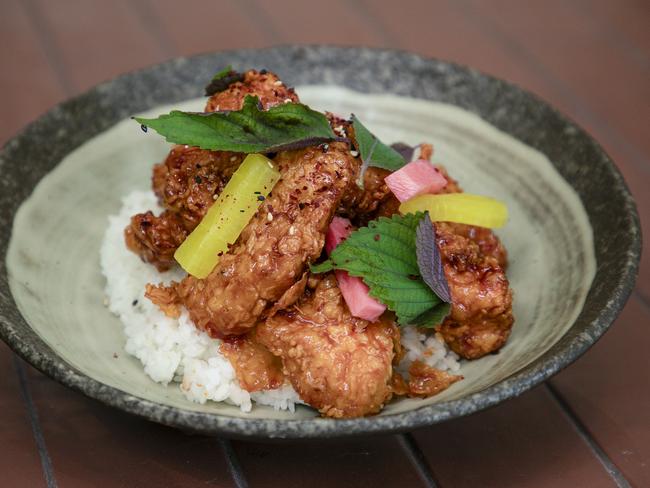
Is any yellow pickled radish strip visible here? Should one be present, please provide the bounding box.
[399,193,508,228]
[174,153,280,278]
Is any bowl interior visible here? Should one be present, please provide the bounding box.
[6,85,595,420]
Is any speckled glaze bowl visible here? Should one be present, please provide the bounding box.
[0,46,641,439]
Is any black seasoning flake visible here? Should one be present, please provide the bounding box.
[132,299,138,306]
[408,274,419,281]
[257,195,266,201]
[254,191,261,194]
[194,176,202,184]
[140,124,148,133]
[240,209,245,212]
[113,353,119,359]
[217,251,224,256]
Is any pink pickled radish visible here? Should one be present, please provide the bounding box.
[384,159,447,202]
[325,216,354,254]
[335,270,386,322]
[325,216,387,322]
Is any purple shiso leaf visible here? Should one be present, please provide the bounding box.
[390,142,418,162]
[415,213,452,303]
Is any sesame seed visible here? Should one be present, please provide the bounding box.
[289,226,296,235]
[230,156,237,162]
[274,80,283,86]
[267,212,274,222]
[284,98,293,103]
[350,150,359,157]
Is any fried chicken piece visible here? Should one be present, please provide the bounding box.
[205,69,298,112]
[125,210,188,272]
[220,335,285,392]
[125,70,297,269]
[339,166,394,223]
[443,222,508,269]
[155,145,244,230]
[165,141,357,337]
[125,147,243,271]
[256,274,398,418]
[436,222,513,359]
[331,113,396,223]
[406,360,463,397]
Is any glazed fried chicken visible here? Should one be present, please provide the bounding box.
[436,222,513,359]
[125,70,297,270]
[391,360,463,398]
[256,274,398,418]
[205,69,298,112]
[153,141,358,337]
[219,335,285,392]
[125,147,244,270]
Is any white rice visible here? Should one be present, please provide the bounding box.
[100,190,460,412]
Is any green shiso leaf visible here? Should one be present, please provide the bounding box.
[310,212,451,327]
[204,65,245,96]
[135,95,337,153]
[352,115,407,186]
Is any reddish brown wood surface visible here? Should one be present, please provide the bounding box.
[1,0,647,486]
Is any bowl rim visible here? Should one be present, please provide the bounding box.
[0,45,641,439]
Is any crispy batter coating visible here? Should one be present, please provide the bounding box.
[124,147,243,271]
[156,146,243,230]
[167,142,357,337]
[332,113,396,224]
[125,70,296,270]
[405,360,463,397]
[339,166,394,224]
[220,335,285,392]
[436,222,513,359]
[205,69,298,112]
[124,210,188,272]
[256,274,398,418]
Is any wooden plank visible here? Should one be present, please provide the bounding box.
[0,0,66,144]
[25,365,236,487]
[350,0,551,94]
[138,0,272,56]
[0,345,47,488]
[462,0,649,174]
[551,297,650,486]
[251,0,386,46]
[28,0,169,93]
[413,386,617,487]
[576,0,650,58]
[232,436,428,488]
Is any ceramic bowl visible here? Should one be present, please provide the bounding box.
[0,46,640,439]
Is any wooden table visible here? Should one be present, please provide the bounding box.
[1,1,648,486]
